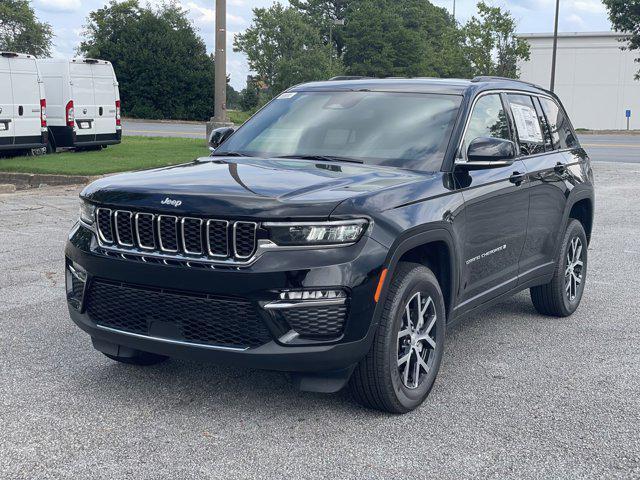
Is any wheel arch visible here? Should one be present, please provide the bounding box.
[375,226,458,323]
[553,186,594,261]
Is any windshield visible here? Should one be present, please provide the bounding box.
[215,91,462,171]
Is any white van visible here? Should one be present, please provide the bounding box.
[37,58,121,150]
[0,52,48,155]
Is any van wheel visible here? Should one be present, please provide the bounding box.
[530,219,588,317]
[349,263,446,414]
[103,351,169,366]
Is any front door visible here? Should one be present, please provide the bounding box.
[453,93,530,314]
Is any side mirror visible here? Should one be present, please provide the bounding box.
[460,137,516,169]
[208,127,235,151]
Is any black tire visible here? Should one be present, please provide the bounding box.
[530,219,588,317]
[349,262,446,414]
[103,351,169,366]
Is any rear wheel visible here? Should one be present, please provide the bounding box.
[102,351,169,366]
[530,219,588,317]
[349,263,446,414]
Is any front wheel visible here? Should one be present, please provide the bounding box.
[530,219,588,317]
[349,263,446,414]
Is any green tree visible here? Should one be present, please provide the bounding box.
[234,3,343,97]
[603,0,640,79]
[462,2,530,78]
[290,0,348,56]
[0,0,53,57]
[342,0,471,78]
[79,0,236,121]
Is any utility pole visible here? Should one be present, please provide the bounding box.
[550,0,560,92]
[207,0,233,138]
[453,0,456,21]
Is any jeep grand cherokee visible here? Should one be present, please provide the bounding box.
[65,77,594,413]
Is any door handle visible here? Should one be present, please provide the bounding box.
[509,171,526,185]
[554,162,566,174]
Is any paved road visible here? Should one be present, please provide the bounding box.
[122,120,640,164]
[1,162,639,479]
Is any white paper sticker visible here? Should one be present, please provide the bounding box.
[511,103,543,143]
[277,92,297,100]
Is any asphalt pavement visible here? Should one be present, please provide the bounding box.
[1,160,639,479]
[122,119,640,164]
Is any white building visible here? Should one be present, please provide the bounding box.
[517,32,639,130]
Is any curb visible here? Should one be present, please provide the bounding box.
[0,172,99,190]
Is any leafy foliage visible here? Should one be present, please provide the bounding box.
[603,0,640,79]
[79,0,236,120]
[462,2,530,78]
[342,0,471,78]
[289,0,349,56]
[0,0,53,57]
[234,3,343,97]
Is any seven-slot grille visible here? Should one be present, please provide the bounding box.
[96,208,257,261]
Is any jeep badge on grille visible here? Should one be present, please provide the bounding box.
[161,197,182,207]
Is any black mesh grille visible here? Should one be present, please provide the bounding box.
[136,213,155,249]
[182,218,203,254]
[159,216,178,251]
[234,222,256,258]
[115,211,134,245]
[85,280,272,348]
[97,209,114,243]
[281,304,348,337]
[207,220,228,256]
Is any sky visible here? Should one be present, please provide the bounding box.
[31,0,612,90]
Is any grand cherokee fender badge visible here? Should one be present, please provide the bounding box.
[466,244,507,265]
[161,197,182,207]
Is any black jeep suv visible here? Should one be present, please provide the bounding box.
[66,77,594,413]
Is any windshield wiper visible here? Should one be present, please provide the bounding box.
[212,151,252,157]
[275,154,364,164]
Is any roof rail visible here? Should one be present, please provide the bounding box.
[328,76,373,81]
[471,75,543,89]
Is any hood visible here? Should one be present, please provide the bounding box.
[81,157,429,219]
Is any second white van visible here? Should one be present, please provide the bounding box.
[0,52,48,156]
[37,58,121,151]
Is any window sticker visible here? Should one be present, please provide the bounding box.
[511,103,543,143]
[277,92,297,100]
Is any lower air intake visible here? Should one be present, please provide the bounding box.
[85,280,272,349]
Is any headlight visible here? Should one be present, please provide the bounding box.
[263,219,368,246]
[79,199,95,225]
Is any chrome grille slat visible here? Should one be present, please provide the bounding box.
[206,220,229,257]
[93,210,257,262]
[158,215,179,252]
[114,210,134,247]
[181,217,204,255]
[96,208,114,243]
[233,222,257,259]
[135,213,156,250]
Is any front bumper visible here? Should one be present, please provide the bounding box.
[65,222,388,373]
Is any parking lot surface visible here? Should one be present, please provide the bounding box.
[1,161,639,479]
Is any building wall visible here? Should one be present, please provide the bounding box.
[517,32,639,130]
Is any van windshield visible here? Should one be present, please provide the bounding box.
[215,91,462,171]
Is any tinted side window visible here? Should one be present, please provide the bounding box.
[533,96,554,152]
[539,98,578,150]
[507,94,545,156]
[462,94,510,156]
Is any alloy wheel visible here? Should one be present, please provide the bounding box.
[397,291,438,389]
[565,237,584,301]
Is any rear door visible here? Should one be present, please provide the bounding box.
[70,61,97,141]
[0,56,15,146]
[91,63,117,137]
[505,93,569,280]
[10,57,41,145]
